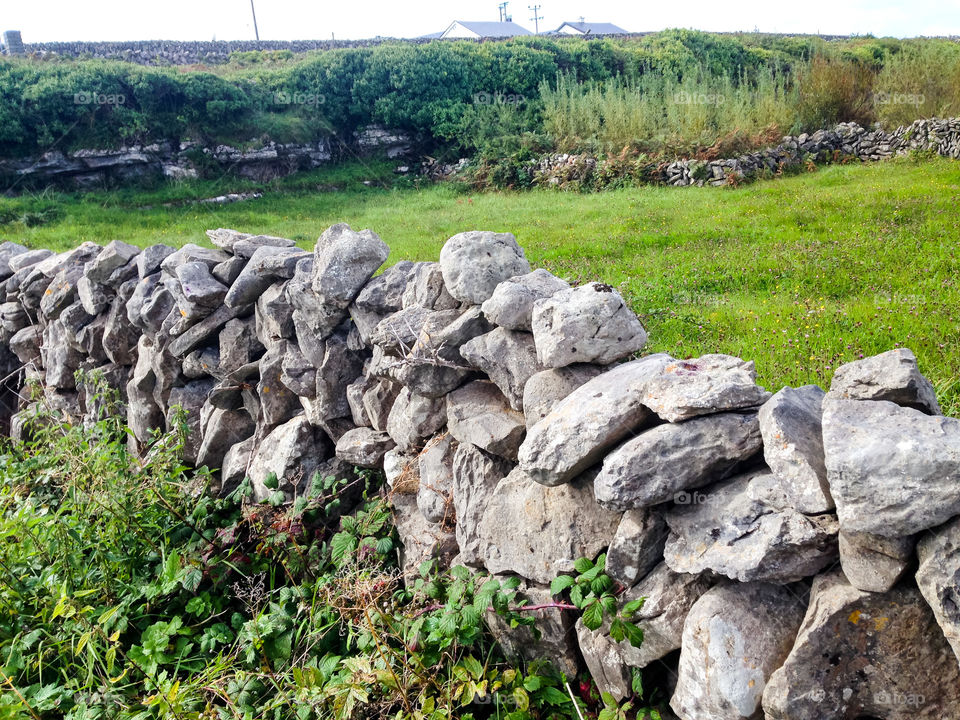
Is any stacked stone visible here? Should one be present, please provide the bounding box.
[3,227,960,720]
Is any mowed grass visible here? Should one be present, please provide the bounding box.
[2,157,959,414]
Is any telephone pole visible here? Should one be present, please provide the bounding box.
[498,2,511,22]
[528,4,543,34]
[250,0,260,41]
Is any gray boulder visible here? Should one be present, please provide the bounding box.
[360,377,401,431]
[175,261,228,308]
[137,244,175,278]
[220,318,264,375]
[460,328,543,410]
[386,387,446,451]
[839,530,913,593]
[664,469,839,584]
[220,438,255,496]
[671,583,806,720]
[446,380,526,461]
[578,563,713,701]
[917,516,960,664]
[159,243,229,274]
[518,354,675,486]
[206,228,295,254]
[224,245,308,308]
[762,571,960,720]
[417,433,457,523]
[197,408,256,469]
[77,275,111,315]
[247,416,330,500]
[438,231,530,304]
[521,364,603,427]
[477,467,621,584]
[392,492,458,581]
[823,397,960,536]
[595,412,762,510]
[451,443,513,566]
[335,427,395,469]
[169,304,243,358]
[311,223,389,307]
[279,343,317,397]
[759,385,833,514]
[642,354,771,423]
[84,240,140,284]
[256,342,303,429]
[349,260,415,342]
[480,268,570,331]
[605,508,669,586]
[531,282,647,367]
[829,347,940,414]
[400,261,459,310]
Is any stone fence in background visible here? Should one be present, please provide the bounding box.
[0,126,412,189]
[0,228,959,719]
[427,116,960,187]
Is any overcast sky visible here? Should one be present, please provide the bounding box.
[6,0,960,42]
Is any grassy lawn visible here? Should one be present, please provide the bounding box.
[2,157,958,414]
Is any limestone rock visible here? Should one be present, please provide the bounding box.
[417,433,457,523]
[642,354,771,423]
[220,318,264,375]
[220,438,255,496]
[829,347,941,414]
[671,583,806,720]
[460,327,543,411]
[664,469,839,584]
[386,386,446,451]
[578,563,713,701]
[595,412,762,510]
[480,268,570,331]
[521,364,603,427]
[311,223,389,307]
[400,261,458,311]
[446,381,525,461]
[84,240,140,284]
[392,492,458,581]
[169,304,243,358]
[762,571,960,720]
[823,397,960,536]
[532,282,647,367]
[349,260,415,342]
[175,261,228,308]
[206,228,296,254]
[256,342,302,430]
[197,407,256,470]
[477,467,621,584]
[759,385,833,514]
[605,508,669,587]
[438,231,530,304]
[518,354,674,486]
[335,427,395,469]
[315,325,365,422]
[917,516,960,664]
[839,530,913,593]
[224,245,307,308]
[451,442,513,566]
[137,244,175,278]
[360,377,401,431]
[247,416,331,500]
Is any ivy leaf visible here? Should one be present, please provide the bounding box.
[582,600,604,631]
[550,574,575,596]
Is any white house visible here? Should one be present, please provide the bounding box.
[440,21,533,39]
[552,21,628,36]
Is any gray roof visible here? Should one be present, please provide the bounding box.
[554,21,629,35]
[444,21,533,38]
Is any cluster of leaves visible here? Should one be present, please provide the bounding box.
[0,381,669,720]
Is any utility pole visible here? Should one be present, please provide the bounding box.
[250,0,260,41]
[498,2,512,22]
[528,4,543,34]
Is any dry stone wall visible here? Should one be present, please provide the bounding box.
[1,228,959,720]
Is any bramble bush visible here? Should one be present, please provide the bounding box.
[0,376,669,719]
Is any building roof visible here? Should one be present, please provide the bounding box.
[554,21,629,35]
[441,21,533,39]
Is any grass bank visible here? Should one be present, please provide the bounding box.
[1,156,957,413]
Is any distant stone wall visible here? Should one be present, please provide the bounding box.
[0,127,411,188]
[1,227,959,719]
[426,117,960,186]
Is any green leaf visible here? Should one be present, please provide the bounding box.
[550,574,575,595]
[582,600,604,631]
[540,686,571,705]
[523,675,542,691]
[622,597,646,617]
[609,618,626,643]
[330,531,358,564]
[573,557,594,574]
[623,621,645,649]
[569,584,584,608]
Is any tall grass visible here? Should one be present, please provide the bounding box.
[540,66,797,157]
[874,41,960,126]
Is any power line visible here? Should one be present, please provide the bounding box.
[528,4,543,34]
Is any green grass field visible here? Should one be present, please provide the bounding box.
[2,157,958,414]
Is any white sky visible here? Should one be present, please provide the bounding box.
[5,0,960,42]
